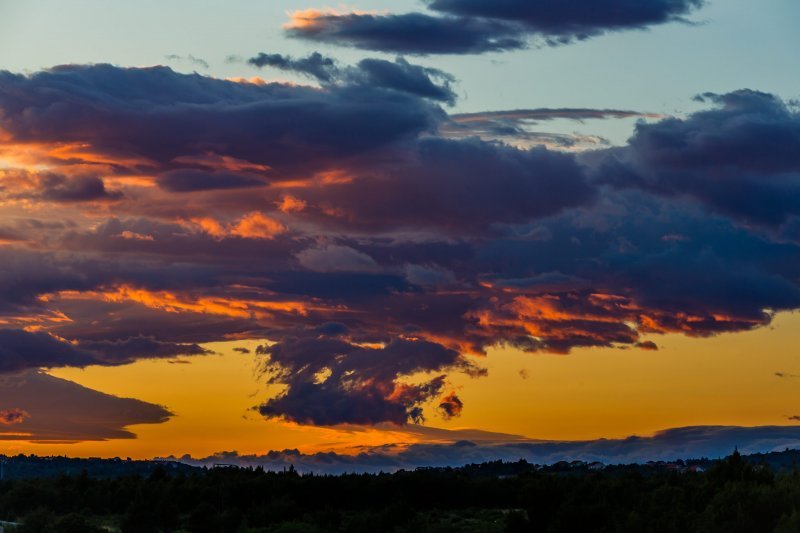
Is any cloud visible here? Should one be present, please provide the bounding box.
[285,10,527,55]
[170,424,800,475]
[0,170,122,203]
[440,108,664,147]
[247,53,457,103]
[598,90,800,227]
[164,54,210,69]
[296,245,380,273]
[257,338,478,425]
[248,51,338,82]
[0,408,29,426]
[227,212,287,240]
[0,371,171,442]
[2,62,800,429]
[296,137,595,233]
[286,0,705,55]
[157,169,268,192]
[0,64,444,180]
[427,0,706,36]
[352,57,457,104]
[0,329,210,373]
[438,391,464,419]
[0,330,96,373]
[76,335,211,363]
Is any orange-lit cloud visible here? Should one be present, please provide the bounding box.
[188,212,286,240]
[56,286,312,320]
[277,195,307,213]
[284,7,383,30]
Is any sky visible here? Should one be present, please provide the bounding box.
[1,0,800,470]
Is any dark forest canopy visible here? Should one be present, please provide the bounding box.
[1,449,800,532]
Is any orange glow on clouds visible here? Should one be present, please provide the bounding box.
[277,195,307,213]
[57,286,313,320]
[284,7,384,30]
[188,212,286,240]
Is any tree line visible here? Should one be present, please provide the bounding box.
[0,450,799,532]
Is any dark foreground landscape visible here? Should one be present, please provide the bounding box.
[1,449,800,532]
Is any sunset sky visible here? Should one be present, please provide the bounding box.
[1,0,800,469]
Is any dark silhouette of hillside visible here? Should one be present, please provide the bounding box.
[0,448,799,532]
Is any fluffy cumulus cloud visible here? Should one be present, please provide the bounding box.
[0,64,443,181]
[285,0,705,55]
[1,56,799,432]
[597,90,800,227]
[257,338,477,425]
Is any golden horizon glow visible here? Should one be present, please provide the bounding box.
[2,312,796,459]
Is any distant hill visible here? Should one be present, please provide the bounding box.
[0,454,198,480]
[2,446,799,480]
[1,448,800,531]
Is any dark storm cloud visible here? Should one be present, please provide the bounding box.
[248,53,457,104]
[0,250,98,312]
[0,371,171,442]
[427,0,705,36]
[2,60,800,429]
[351,58,457,104]
[286,0,704,55]
[35,174,123,202]
[173,424,800,475]
[285,11,527,55]
[51,297,264,346]
[0,170,122,203]
[0,64,444,179]
[157,169,268,192]
[0,329,210,373]
[59,217,300,260]
[258,338,476,425]
[0,247,223,314]
[438,391,464,419]
[0,330,96,374]
[468,193,800,347]
[248,51,338,81]
[298,137,595,232]
[598,90,800,226]
[77,336,211,363]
